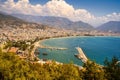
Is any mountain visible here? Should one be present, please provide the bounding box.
[12,14,94,31]
[69,21,94,31]
[0,12,49,29]
[97,21,120,33]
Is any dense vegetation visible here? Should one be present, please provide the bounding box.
[0,48,82,80]
[0,47,120,80]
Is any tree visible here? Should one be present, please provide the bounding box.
[83,60,106,80]
[104,56,120,80]
[4,41,12,50]
[59,63,82,80]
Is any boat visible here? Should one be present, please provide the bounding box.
[42,52,48,55]
[35,51,39,55]
[43,58,47,61]
[74,54,78,57]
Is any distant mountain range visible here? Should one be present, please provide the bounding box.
[1,12,120,33]
[97,21,120,33]
[12,14,94,31]
[0,12,50,29]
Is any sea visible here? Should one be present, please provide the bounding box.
[38,36,120,65]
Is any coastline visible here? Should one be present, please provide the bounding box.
[34,35,120,53]
[41,36,120,41]
[34,35,120,57]
[33,36,89,64]
[33,38,83,68]
[34,36,120,65]
[33,38,69,65]
[34,38,68,50]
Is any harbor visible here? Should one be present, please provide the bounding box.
[75,47,88,63]
[38,37,120,65]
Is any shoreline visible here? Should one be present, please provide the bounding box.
[39,36,120,41]
[34,35,120,53]
[34,38,68,50]
[33,35,120,59]
[33,39,83,69]
[33,36,120,64]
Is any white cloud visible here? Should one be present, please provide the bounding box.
[92,13,120,26]
[0,0,120,26]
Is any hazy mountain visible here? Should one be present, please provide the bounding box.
[13,14,94,31]
[97,21,120,33]
[0,12,25,23]
[0,12,49,29]
[69,21,94,31]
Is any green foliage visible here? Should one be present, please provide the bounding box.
[4,41,12,49]
[0,51,82,80]
[4,40,31,51]
[0,48,2,53]
[59,63,82,80]
[83,60,106,80]
[104,56,120,80]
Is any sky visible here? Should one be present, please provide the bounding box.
[30,0,120,16]
[0,0,120,26]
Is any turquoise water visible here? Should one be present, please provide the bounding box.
[38,36,120,65]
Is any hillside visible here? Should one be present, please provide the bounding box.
[13,14,94,31]
[97,21,120,33]
[0,12,49,29]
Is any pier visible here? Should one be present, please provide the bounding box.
[34,41,67,50]
[75,47,88,63]
[39,46,67,50]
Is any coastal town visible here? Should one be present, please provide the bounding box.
[1,16,120,79]
[1,27,120,42]
[0,22,120,60]
[0,0,120,79]
[0,27,119,80]
[0,26,120,65]
[0,10,120,80]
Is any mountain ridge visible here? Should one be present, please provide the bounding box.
[12,14,94,31]
[0,12,50,29]
[97,21,120,33]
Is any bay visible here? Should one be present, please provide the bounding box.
[38,36,120,65]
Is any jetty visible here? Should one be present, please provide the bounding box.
[39,46,67,50]
[75,47,88,63]
[35,41,67,50]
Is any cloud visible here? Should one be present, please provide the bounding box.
[0,0,42,15]
[0,0,120,26]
